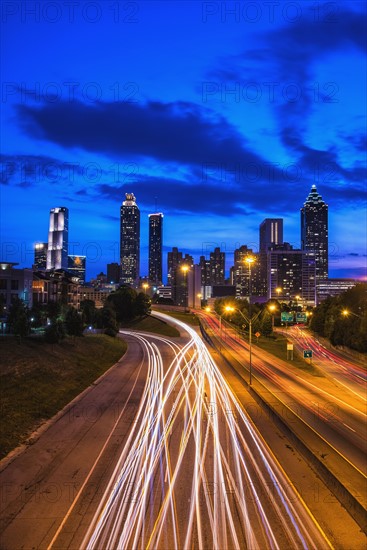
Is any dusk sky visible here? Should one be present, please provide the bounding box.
[1,0,366,282]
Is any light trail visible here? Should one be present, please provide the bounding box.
[79,313,331,550]
[201,313,367,474]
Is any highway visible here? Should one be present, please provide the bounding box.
[0,312,336,549]
[82,313,330,549]
[198,312,367,476]
[279,325,366,400]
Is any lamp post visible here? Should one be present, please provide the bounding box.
[224,304,261,386]
[181,265,189,312]
[268,304,276,331]
[342,309,362,319]
[142,283,149,295]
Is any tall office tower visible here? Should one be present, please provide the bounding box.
[167,248,194,305]
[259,218,283,251]
[34,242,48,270]
[46,207,69,270]
[167,247,183,287]
[68,255,86,282]
[107,262,121,284]
[148,213,163,284]
[232,245,262,298]
[301,185,328,285]
[267,243,316,305]
[210,247,225,285]
[259,219,283,296]
[120,193,140,285]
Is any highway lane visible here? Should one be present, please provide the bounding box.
[279,326,366,400]
[0,333,153,550]
[81,313,331,549]
[199,312,367,475]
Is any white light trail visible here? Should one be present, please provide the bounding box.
[80,312,330,550]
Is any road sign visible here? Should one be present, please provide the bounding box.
[287,343,294,351]
[303,350,313,358]
[255,332,261,338]
[296,312,307,323]
[281,312,294,323]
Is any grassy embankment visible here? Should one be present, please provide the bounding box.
[0,334,127,459]
[227,327,323,376]
[121,314,181,336]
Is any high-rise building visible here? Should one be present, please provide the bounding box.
[259,218,283,251]
[46,207,69,270]
[68,255,86,282]
[167,248,194,305]
[120,193,140,285]
[210,247,225,285]
[232,245,263,298]
[34,242,48,270]
[168,247,183,287]
[107,262,121,284]
[148,213,163,284]
[267,244,316,305]
[301,185,328,285]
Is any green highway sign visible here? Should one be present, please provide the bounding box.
[303,350,313,358]
[281,312,294,323]
[296,312,307,323]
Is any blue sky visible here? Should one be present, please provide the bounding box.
[1,0,366,281]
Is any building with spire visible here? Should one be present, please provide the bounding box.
[46,207,69,270]
[148,213,163,285]
[120,193,140,285]
[301,185,328,287]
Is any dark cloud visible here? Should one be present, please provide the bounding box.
[17,99,282,170]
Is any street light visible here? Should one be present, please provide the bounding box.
[268,304,276,331]
[342,309,362,319]
[142,283,149,294]
[181,265,189,312]
[224,304,261,386]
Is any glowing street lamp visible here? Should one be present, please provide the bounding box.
[268,303,276,331]
[342,309,362,319]
[224,304,261,386]
[142,283,149,294]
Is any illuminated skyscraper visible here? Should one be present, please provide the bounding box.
[120,193,140,285]
[259,218,283,251]
[148,213,163,284]
[34,242,48,270]
[46,207,69,270]
[301,185,328,285]
[68,255,86,282]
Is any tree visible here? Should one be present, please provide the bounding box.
[80,299,96,325]
[8,298,30,337]
[134,292,151,318]
[44,320,66,343]
[260,312,273,337]
[106,287,138,323]
[46,300,61,322]
[64,306,84,337]
[96,304,118,332]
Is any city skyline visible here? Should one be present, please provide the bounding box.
[1,1,366,281]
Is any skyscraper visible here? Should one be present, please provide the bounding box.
[301,185,328,285]
[259,218,283,251]
[34,242,48,270]
[120,193,140,285]
[46,207,69,270]
[148,213,163,285]
[68,255,86,282]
